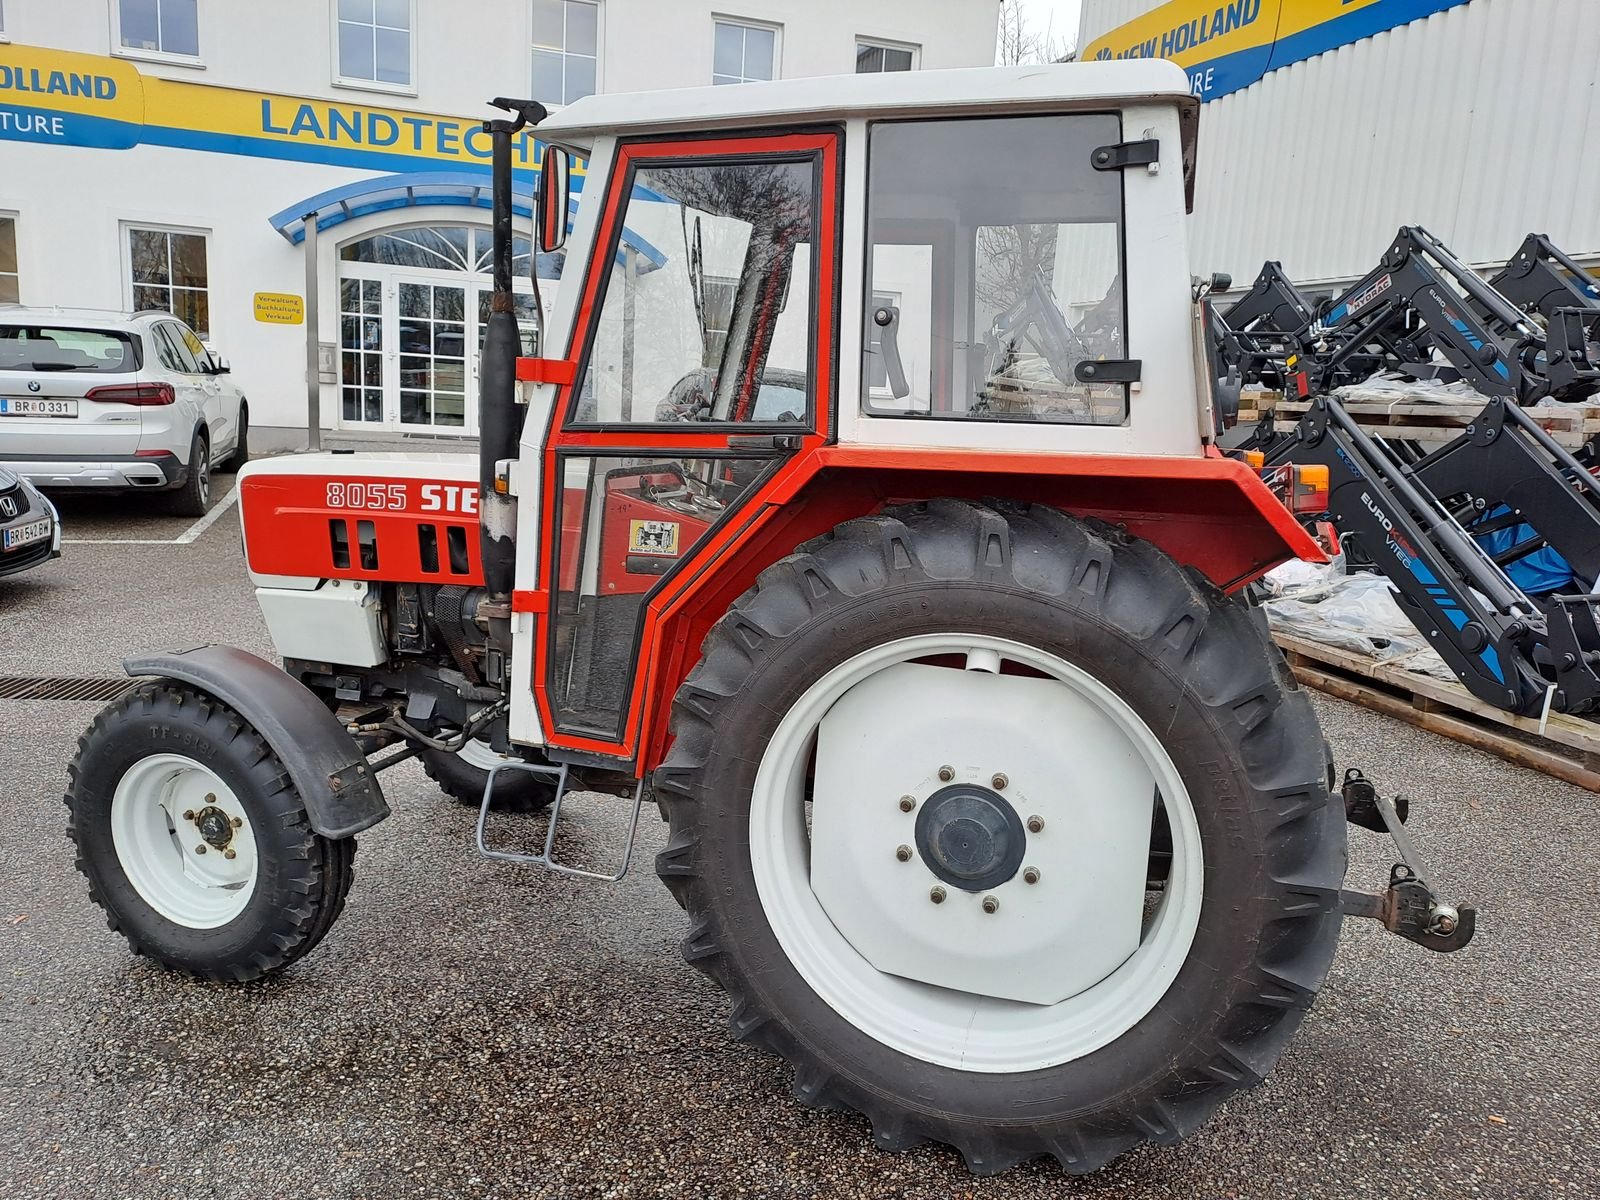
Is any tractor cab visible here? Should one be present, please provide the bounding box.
[504,64,1269,767]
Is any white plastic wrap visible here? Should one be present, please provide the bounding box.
[1262,560,1456,680]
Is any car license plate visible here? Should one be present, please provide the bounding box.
[2,517,51,550]
[0,396,77,417]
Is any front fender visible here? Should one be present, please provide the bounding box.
[123,645,388,839]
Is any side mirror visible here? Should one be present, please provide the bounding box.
[537,144,571,254]
[208,354,231,375]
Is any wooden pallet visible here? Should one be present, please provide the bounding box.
[1272,631,1600,791]
[1237,390,1600,449]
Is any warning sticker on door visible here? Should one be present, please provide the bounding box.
[629,519,680,556]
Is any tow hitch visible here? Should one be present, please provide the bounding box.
[1338,768,1476,953]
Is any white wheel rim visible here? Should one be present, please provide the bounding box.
[748,633,1204,1074]
[457,738,512,771]
[109,753,259,929]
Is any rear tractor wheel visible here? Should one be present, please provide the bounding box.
[64,684,355,981]
[654,500,1347,1174]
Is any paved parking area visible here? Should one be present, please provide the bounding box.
[1,477,1597,1199]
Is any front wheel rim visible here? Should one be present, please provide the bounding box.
[747,633,1204,1075]
[109,753,258,928]
[456,738,513,772]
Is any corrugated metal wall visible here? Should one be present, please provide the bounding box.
[1078,0,1600,286]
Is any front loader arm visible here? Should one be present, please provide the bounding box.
[1271,397,1548,713]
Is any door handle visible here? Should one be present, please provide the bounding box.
[727,433,803,452]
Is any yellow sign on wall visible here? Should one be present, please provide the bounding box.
[0,42,552,175]
[253,292,305,325]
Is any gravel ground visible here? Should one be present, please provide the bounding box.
[1,482,1597,1199]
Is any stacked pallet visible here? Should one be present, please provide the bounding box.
[1237,387,1600,450]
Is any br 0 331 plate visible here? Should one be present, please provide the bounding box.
[0,396,77,417]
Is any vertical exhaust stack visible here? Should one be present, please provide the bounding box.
[478,98,546,681]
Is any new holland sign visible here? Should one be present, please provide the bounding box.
[1083,0,1474,101]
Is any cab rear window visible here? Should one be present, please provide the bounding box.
[0,326,139,373]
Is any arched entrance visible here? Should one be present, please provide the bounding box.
[336,224,543,433]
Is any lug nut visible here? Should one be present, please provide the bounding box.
[194,844,207,855]
[1023,866,1041,885]
[1026,815,1045,834]
[898,795,916,813]
[231,816,243,829]
[981,896,1000,914]
[205,794,216,804]
[937,766,954,783]
[895,845,913,862]
[182,810,195,822]
[223,848,237,861]
[929,886,946,905]
[991,773,1008,790]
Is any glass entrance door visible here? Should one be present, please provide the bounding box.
[336,223,544,435]
[395,275,470,431]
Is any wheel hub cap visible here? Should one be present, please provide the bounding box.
[194,805,234,851]
[915,784,1025,892]
[807,658,1156,1006]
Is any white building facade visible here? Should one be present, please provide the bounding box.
[0,0,999,436]
[1078,0,1600,290]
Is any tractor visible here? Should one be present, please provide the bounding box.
[63,62,1472,1175]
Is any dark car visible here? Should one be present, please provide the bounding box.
[0,465,61,578]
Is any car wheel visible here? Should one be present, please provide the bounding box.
[169,433,210,517]
[221,404,249,473]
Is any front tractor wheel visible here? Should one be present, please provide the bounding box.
[654,501,1347,1174]
[65,684,355,981]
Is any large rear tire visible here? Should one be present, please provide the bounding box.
[654,500,1346,1174]
[65,683,355,981]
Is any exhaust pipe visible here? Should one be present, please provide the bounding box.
[478,98,545,682]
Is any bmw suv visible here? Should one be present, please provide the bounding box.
[0,309,248,516]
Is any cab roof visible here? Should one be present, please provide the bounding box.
[540,61,1199,206]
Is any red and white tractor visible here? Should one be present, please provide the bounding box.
[64,63,1472,1174]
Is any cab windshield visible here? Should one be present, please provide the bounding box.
[571,155,817,427]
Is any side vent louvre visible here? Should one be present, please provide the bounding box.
[446,526,470,575]
[356,520,379,570]
[418,523,440,574]
[329,519,351,569]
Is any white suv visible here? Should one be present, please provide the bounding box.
[0,308,248,516]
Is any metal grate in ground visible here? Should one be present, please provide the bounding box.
[0,676,136,702]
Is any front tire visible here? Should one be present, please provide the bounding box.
[654,500,1346,1174]
[418,739,556,813]
[65,683,355,981]
[220,404,249,472]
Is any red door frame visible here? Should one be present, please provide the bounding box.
[526,127,843,762]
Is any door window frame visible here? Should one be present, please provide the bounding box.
[533,127,843,759]
[556,129,840,435]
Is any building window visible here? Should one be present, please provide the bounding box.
[713,19,777,85]
[117,0,199,59]
[532,0,598,107]
[337,0,413,89]
[0,1,8,39]
[0,216,18,304]
[856,39,917,73]
[127,226,209,339]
